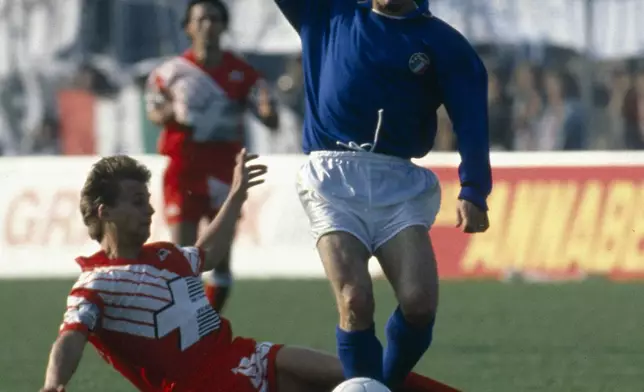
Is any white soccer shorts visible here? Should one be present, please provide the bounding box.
[296,151,441,253]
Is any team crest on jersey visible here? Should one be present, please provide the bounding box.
[229,70,244,82]
[157,249,170,262]
[409,52,431,75]
[232,342,273,391]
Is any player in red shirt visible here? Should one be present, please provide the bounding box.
[39,152,460,392]
[146,0,279,313]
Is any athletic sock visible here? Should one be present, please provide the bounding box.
[383,306,435,388]
[336,324,384,382]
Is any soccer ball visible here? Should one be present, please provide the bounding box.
[332,377,392,392]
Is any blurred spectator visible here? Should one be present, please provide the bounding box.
[21,116,60,155]
[622,67,644,149]
[606,67,632,148]
[71,63,117,96]
[532,69,586,150]
[510,62,543,150]
[487,68,513,150]
[0,110,19,155]
[276,54,304,123]
[273,54,305,148]
[0,68,60,156]
[592,65,631,149]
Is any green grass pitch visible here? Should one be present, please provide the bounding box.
[1,279,642,392]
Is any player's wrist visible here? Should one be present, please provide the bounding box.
[42,382,65,391]
[458,186,488,211]
[225,190,247,209]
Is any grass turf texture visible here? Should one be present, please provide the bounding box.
[0,279,641,392]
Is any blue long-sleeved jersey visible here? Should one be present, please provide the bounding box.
[276,0,492,209]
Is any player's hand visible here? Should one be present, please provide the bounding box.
[158,84,192,128]
[147,86,178,127]
[170,89,193,128]
[229,149,268,203]
[455,199,489,233]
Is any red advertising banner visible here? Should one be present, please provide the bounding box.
[425,165,644,281]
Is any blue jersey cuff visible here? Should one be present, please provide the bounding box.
[458,186,488,211]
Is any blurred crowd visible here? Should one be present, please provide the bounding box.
[432,50,644,152]
[1,0,644,156]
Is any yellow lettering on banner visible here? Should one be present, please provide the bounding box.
[591,181,637,273]
[434,182,460,226]
[461,182,510,271]
[620,185,644,272]
[533,182,578,270]
[561,181,602,269]
[497,181,551,270]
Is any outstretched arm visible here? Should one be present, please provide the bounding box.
[41,331,87,392]
[195,149,268,271]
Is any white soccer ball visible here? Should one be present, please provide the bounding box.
[332,377,392,392]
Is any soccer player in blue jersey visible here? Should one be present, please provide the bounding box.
[275,0,492,389]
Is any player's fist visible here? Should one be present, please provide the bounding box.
[229,149,268,203]
[455,199,489,233]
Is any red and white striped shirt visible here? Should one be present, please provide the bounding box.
[147,50,264,174]
[60,242,232,391]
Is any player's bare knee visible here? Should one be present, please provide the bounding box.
[338,284,375,330]
[398,289,436,327]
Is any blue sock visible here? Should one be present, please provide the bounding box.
[336,324,384,382]
[382,306,435,388]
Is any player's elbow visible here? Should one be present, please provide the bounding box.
[55,330,88,353]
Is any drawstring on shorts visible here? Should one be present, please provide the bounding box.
[336,109,384,153]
